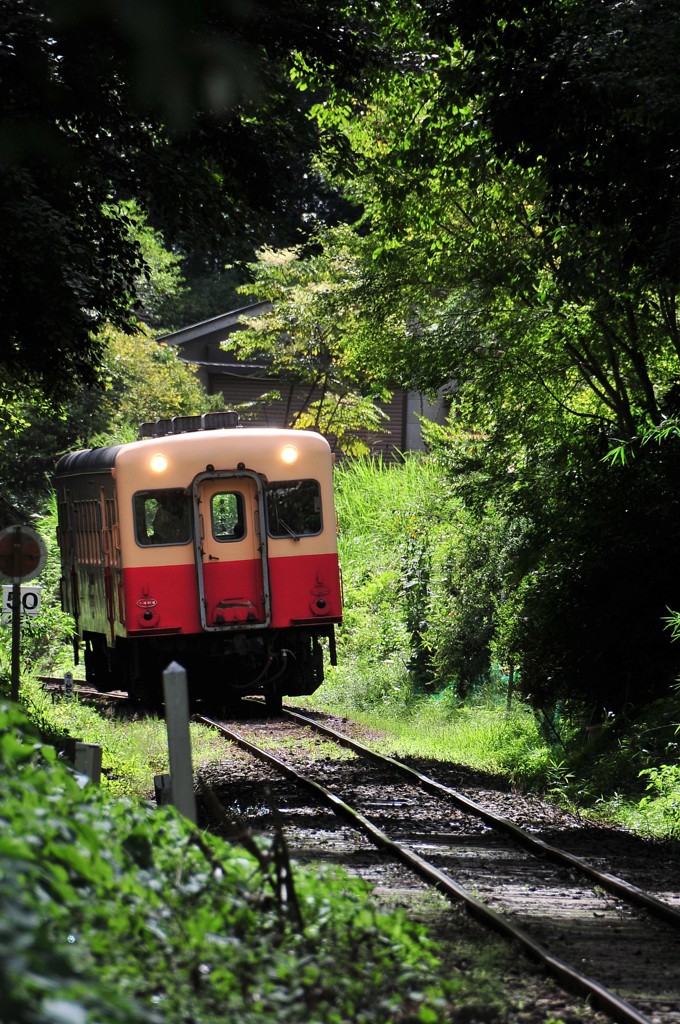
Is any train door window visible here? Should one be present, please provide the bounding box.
[211,492,245,541]
[134,489,191,546]
[266,479,322,538]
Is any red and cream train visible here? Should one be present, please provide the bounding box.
[54,413,342,709]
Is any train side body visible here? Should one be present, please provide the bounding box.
[54,426,342,707]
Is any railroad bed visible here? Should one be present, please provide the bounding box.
[196,704,680,1024]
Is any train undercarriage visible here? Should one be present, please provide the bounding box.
[82,626,335,713]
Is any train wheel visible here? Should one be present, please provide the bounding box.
[264,687,283,716]
[212,691,243,717]
[83,633,116,691]
[126,644,165,711]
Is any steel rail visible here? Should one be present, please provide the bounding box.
[200,715,653,1024]
[281,705,680,932]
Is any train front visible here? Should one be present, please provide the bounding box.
[115,427,342,707]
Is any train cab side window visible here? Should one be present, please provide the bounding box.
[134,490,192,546]
[211,492,245,541]
[266,479,322,538]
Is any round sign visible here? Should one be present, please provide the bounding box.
[0,525,47,583]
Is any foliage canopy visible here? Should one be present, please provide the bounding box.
[0,0,396,406]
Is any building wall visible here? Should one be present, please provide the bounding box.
[209,374,411,459]
[161,304,448,459]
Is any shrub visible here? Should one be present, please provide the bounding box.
[0,700,488,1023]
[331,456,444,700]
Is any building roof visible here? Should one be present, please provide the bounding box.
[157,301,273,376]
[157,301,271,349]
[155,302,444,456]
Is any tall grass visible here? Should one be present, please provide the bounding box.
[334,454,445,577]
[328,455,447,686]
[299,671,547,780]
[334,454,444,525]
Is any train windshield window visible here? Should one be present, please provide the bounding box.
[266,480,322,538]
[134,490,192,546]
[211,492,245,541]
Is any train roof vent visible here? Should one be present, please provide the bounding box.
[138,410,240,438]
[202,411,239,430]
[172,414,203,433]
[138,418,173,438]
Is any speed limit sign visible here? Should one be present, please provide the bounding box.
[1,585,42,625]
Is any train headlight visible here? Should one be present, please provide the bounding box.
[280,444,298,465]
[150,453,169,473]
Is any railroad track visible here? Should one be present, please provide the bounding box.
[198,705,680,1024]
[39,677,129,702]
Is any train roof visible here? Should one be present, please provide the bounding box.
[54,427,330,479]
[55,444,126,475]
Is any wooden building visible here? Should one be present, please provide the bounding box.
[158,303,446,457]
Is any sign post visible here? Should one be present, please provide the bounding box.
[0,525,47,701]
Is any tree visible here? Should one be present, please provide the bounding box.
[0,324,214,508]
[281,1,680,712]
[421,0,680,435]
[499,430,680,715]
[114,200,186,329]
[235,236,390,453]
[151,264,242,332]
[299,0,680,440]
[442,0,680,286]
[0,0,398,407]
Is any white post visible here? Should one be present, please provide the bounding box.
[162,662,196,823]
[74,742,102,784]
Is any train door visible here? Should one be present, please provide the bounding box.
[192,470,271,631]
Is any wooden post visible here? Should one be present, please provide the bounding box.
[162,662,196,823]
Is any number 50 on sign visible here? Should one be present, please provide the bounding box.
[1,585,42,625]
